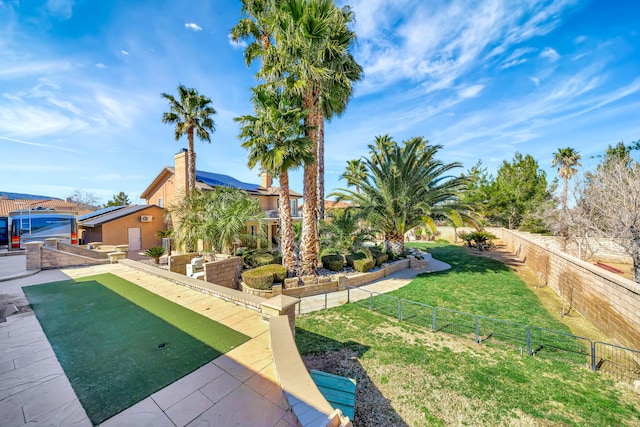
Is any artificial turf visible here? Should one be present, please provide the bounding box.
[23,273,249,425]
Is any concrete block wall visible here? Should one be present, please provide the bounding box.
[41,247,109,269]
[56,242,109,260]
[500,228,640,350]
[204,256,242,289]
[168,253,199,275]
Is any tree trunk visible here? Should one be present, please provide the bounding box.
[187,127,196,194]
[561,176,569,212]
[300,93,320,275]
[387,233,405,256]
[317,118,325,220]
[278,171,296,276]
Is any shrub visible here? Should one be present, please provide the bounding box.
[353,258,375,273]
[435,238,449,244]
[374,252,389,266]
[241,264,287,290]
[321,254,344,272]
[239,249,283,268]
[144,246,166,264]
[346,251,367,268]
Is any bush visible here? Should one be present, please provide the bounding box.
[374,252,389,266]
[435,238,449,244]
[353,258,375,273]
[346,251,367,268]
[239,249,282,268]
[241,264,287,290]
[321,254,344,272]
[144,246,166,263]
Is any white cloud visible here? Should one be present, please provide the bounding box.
[185,22,202,31]
[458,84,484,99]
[227,33,247,49]
[540,47,560,61]
[0,135,83,153]
[120,50,129,55]
[530,76,540,87]
[95,63,107,69]
[45,0,74,20]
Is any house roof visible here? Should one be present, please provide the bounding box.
[324,200,353,210]
[140,166,303,199]
[78,205,159,228]
[0,198,90,217]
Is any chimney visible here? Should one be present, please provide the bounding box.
[261,171,273,189]
[174,149,189,194]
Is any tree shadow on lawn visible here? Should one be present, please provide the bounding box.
[295,329,409,427]
[413,244,513,276]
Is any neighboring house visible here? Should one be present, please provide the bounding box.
[140,149,303,250]
[78,205,166,251]
[0,197,91,217]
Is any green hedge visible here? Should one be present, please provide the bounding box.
[241,264,287,290]
[353,258,375,273]
[321,255,344,272]
[373,252,388,266]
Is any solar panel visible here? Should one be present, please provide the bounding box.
[78,205,126,221]
[196,170,261,192]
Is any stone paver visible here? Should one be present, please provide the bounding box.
[0,261,293,427]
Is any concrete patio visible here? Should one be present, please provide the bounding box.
[0,259,295,427]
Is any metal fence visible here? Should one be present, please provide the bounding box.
[299,285,640,383]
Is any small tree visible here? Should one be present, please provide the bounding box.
[67,190,99,211]
[105,192,131,207]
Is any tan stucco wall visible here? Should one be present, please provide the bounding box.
[82,206,166,250]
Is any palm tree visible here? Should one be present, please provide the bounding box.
[166,188,263,254]
[340,159,366,193]
[332,136,468,255]
[236,86,313,275]
[230,0,277,64]
[259,0,362,274]
[161,85,217,195]
[551,147,582,212]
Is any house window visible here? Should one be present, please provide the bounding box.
[158,198,163,208]
[290,200,298,217]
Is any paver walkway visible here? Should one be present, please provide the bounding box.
[298,253,451,314]
[1,262,295,427]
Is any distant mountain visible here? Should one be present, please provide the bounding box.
[0,192,62,201]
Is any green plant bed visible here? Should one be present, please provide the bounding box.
[22,274,249,425]
[321,254,345,272]
[242,264,287,290]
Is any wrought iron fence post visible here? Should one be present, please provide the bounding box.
[526,327,531,355]
[475,316,480,344]
[591,342,597,372]
[347,286,350,303]
[398,299,402,321]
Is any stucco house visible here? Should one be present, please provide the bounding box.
[78,205,166,251]
[140,149,303,249]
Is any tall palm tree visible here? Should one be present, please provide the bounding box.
[551,147,582,212]
[259,0,362,274]
[230,0,278,64]
[161,85,217,195]
[236,86,313,275]
[340,159,366,193]
[332,136,468,255]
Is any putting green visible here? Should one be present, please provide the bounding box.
[23,273,250,424]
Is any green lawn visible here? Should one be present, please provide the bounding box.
[23,273,249,424]
[295,244,640,426]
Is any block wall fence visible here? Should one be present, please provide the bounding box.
[499,228,640,350]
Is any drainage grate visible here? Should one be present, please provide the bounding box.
[157,342,168,349]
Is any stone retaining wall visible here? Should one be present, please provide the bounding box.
[204,256,242,289]
[56,242,109,260]
[499,228,640,350]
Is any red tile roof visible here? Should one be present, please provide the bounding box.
[0,199,92,217]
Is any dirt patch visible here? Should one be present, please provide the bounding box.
[467,242,609,342]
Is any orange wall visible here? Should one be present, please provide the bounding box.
[82,206,167,250]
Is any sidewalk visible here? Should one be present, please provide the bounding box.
[297,253,451,314]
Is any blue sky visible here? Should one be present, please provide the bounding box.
[1,0,638,205]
